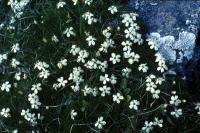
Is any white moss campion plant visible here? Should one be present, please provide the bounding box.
[0,0,199,132]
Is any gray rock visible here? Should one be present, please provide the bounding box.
[128,0,200,63]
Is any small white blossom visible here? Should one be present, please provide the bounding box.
[57,77,68,88]
[138,63,148,73]
[108,5,118,14]
[95,116,106,129]
[102,27,111,38]
[100,74,110,85]
[171,108,182,118]
[110,53,121,64]
[31,83,42,94]
[52,34,59,42]
[70,109,77,120]
[63,27,76,37]
[57,59,67,69]
[170,95,181,106]
[122,67,132,78]
[11,43,20,53]
[129,100,140,110]
[0,108,10,117]
[142,121,154,133]
[148,41,158,51]
[153,117,163,127]
[14,72,21,81]
[77,50,89,63]
[113,93,124,104]
[11,58,20,68]
[57,1,66,9]
[0,54,8,64]
[84,0,93,5]
[121,40,132,51]
[71,0,78,5]
[82,12,97,25]
[99,86,111,97]
[70,45,81,56]
[110,74,117,84]
[38,70,50,79]
[1,81,11,92]
[34,61,49,71]
[86,36,96,46]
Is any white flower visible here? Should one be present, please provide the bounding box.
[86,36,96,46]
[28,93,41,109]
[57,77,68,88]
[146,74,156,82]
[129,100,140,110]
[110,53,121,64]
[95,116,106,129]
[57,1,66,9]
[100,74,110,85]
[108,5,118,14]
[138,63,148,73]
[102,27,111,38]
[14,72,21,81]
[38,70,50,79]
[153,117,163,127]
[128,52,140,64]
[82,85,93,96]
[11,58,20,68]
[63,27,76,37]
[12,129,18,133]
[142,121,154,133]
[77,50,89,63]
[34,61,49,71]
[70,45,81,56]
[113,93,124,104]
[99,39,114,53]
[0,108,10,117]
[110,74,117,84]
[121,40,132,51]
[52,34,59,42]
[72,0,78,5]
[171,108,182,118]
[31,83,42,94]
[156,78,165,85]
[57,59,67,69]
[84,0,93,5]
[195,103,200,115]
[146,82,157,92]
[99,86,111,97]
[152,89,160,99]
[122,67,132,77]
[170,95,181,106]
[1,81,11,92]
[121,13,138,27]
[0,53,8,64]
[11,43,20,53]
[71,83,80,92]
[70,109,77,120]
[148,41,158,51]
[124,26,136,40]
[82,12,97,25]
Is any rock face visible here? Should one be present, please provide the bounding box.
[128,0,200,64]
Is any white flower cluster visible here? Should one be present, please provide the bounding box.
[34,61,50,79]
[82,12,97,25]
[145,74,165,99]
[0,1,195,132]
[8,0,30,18]
[142,117,163,133]
[169,94,183,118]
[21,109,38,125]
